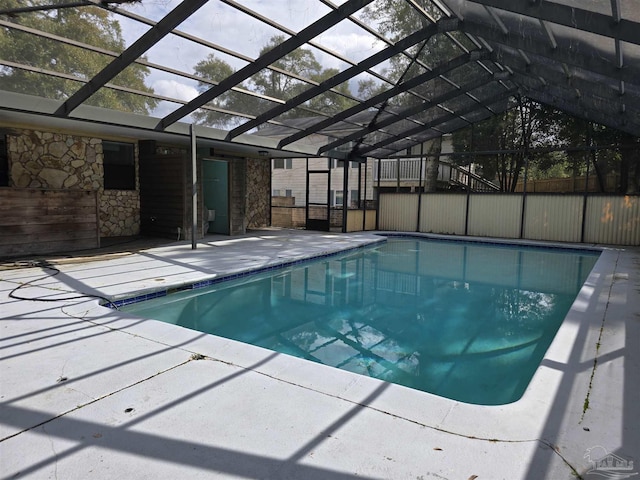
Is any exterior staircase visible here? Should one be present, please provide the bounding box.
[374,158,500,192]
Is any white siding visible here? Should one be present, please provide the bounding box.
[272,157,374,206]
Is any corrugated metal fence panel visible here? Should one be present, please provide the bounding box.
[345,209,377,232]
[379,193,418,231]
[365,210,377,230]
[524,194,583,242]
[419,193,466,234]
[346,210,363,232]
[467,194,523,239]
[584,196,640,245]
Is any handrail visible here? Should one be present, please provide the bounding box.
[373,158,500,192]
[447,162,501,192]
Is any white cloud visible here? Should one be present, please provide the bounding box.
[314,32,386,69]
[152,79,199,102]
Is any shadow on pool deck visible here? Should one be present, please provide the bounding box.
[1,230,638,479]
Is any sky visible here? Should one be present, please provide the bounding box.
[114,0,390,121]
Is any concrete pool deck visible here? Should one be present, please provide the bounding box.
[1,229,638,479]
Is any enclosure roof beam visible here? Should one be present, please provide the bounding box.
[0,0,134,15]
[524,88,640,136]
[225,18,459,141]
[489,47,640,111]
[155,0,374,131]
[464,0,640,45]
[318,72,509,155]
[53,0,208,117]
[279,50,488,149]
[458,20,640,84]
[358,89,516,155]
[515,73,635,119]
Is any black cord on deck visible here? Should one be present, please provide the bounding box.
[6,260,118,309]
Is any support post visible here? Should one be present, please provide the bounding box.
[342,158,349,233]
[190,123,198,250]
[581,128,592,243]
[465,125,474,236]
[416,144,424,232]
[518,96,529,240]
[375,157,382,230]
[361,159,367,231]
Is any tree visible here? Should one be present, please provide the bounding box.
[357,1,463,190]
[251,35,356,119]
[307,68,356,116]
[0,0,156,114]
[193,35,356,128]
[192,53,244,128]
[451,99,558,191]
[252,35,322,100]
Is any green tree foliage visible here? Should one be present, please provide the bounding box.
[358,0,465,102]
[453,104,640,193]
[307,67,356,115]
[192,53,239,128]
[0,0,156,114]
[252,35,322,101]
[192,35,355,128]
[357,1,466,190]
[451,99,563,191]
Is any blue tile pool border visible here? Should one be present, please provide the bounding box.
[108,238,386,309]
[108,233,602,309]
[383,232,604,254]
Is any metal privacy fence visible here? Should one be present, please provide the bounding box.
[378,193,640,245]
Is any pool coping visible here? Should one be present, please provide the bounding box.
[107,236,388,309]
[109,231,603,309]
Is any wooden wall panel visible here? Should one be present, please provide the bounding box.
[0,188,98,258]
[139,153,187,239]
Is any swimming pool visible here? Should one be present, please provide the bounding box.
[121,238,599,405]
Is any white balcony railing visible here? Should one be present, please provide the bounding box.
[373,158,499,192]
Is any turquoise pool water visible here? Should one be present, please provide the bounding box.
[121,238,599,405]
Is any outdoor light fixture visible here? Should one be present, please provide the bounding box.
[258,150,269,157]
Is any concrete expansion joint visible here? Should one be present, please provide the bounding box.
[0,358,192,444]
[580,251,620,423]
[41,423,60,480]
[537,438,584,479]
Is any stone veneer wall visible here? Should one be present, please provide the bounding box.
[99,190,140,237]
[230,159,247,235]
[8,130,102,190]
[246,158,271,228]
[7,128,140,237]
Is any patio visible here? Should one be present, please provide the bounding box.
[1,229,638,479]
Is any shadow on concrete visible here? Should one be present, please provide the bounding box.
[3,350,389,480]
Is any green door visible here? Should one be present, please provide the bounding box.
[202,159,229,234]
